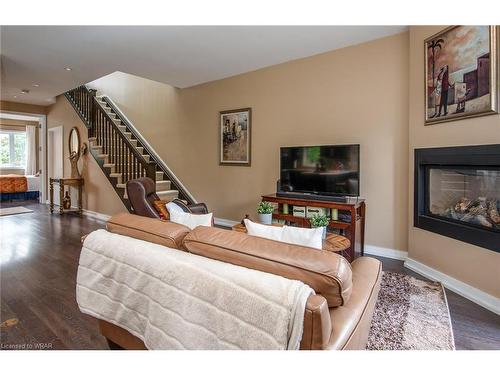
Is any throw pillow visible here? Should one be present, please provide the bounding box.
[281,225,323,250]
[169,210,213,230]
[244,219,323,250]
[244,219,283,242]
[152,200,171,220]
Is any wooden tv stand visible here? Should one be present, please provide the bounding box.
[261,194,366,262]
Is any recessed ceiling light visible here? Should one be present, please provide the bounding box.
[13,95,17,98]
[21,89,30,94]
[32,84,39,87]
[65,67,72,71]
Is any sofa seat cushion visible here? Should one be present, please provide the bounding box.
[182,226,353,307]
[327,256,382,350]
[106,213,190,249]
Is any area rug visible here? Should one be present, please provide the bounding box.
[367,271,455,350]
[0,206,34,217]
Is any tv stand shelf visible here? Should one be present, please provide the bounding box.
[261,194,366,262]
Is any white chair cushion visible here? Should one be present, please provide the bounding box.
[244,219,323,250]
[169,210,213,230]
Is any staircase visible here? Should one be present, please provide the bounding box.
[65,85,195,211]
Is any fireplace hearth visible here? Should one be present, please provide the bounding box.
[414,145,500,253]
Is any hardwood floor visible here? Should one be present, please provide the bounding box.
[1,200,499,350]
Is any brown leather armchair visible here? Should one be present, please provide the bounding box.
[126,177,208,218]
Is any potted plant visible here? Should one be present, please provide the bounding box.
[309,213,329,239]
[257,201,274,225]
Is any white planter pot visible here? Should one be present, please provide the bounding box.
[258,213,273,225]
[318,226,327,239]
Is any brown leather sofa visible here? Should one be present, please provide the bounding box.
[126,177,209,218]
[98,213,382,350]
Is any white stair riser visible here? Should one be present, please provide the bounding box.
[156,180,171,191]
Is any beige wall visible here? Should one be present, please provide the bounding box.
[46,96,127,216]
[88,33,410,252]
[408,26,500,298]
[0,101,47,115]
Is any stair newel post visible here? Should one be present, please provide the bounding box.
[89,89,97,137]
[146,161,156,182]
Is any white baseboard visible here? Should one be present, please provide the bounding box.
[82,209,111,222]
[404,257,500,315]
[214,217,239,227]
[364,245,408,260]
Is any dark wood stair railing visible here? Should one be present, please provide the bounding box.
[65,85,157,210]
[100,96,195,205]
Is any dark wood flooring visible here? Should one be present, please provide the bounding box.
[1,201,499,350]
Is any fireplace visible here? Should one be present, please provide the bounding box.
[414,145,500,253]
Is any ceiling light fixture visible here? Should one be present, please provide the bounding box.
[65,67,72,71]
[13,95,17,98]
[21,89,30,94]
[32,84,39,87]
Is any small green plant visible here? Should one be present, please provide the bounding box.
[309,213,329,228]
[257,201,274,214]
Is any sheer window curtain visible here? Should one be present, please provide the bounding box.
[25,125,37,175]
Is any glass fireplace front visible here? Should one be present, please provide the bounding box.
[428,167,500,232]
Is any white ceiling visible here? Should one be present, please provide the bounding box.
[1,26,407,105]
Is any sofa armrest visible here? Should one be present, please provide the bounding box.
[300,295,332,350]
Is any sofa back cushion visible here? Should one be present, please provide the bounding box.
[182,226,352,307]
[106,213,190,249]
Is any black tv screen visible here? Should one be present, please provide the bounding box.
[280,145,360,197]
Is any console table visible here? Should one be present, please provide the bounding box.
[49,177,84,216]
[261,194,365,262]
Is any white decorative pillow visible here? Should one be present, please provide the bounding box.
[165,201,186,215]
[169,210,213,230]
[244,219,283,242]
[281,225,323,250]
[244,219,323,250]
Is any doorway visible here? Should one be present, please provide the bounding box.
[47,126,63,206]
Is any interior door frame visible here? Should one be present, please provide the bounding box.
[47,126,64,203]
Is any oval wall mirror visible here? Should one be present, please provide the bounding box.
[68,127,81,178]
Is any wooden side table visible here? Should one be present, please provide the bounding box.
[49,177,84,216]
[231,223,351,258]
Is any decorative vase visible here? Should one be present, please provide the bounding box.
[321,226,327,239]
[258,213,272,225]
[63,191,71,210]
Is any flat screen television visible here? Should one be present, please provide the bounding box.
[279,144,360,198]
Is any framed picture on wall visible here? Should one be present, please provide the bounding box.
[424,25,498,125]
[219,108,251,166]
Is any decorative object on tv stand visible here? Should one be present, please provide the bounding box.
[425,25,498,125]
[292,205,306,218]
[309,213,329,239]
[282,203,289,215]
[219,108,252,166]
[257,201,274,225]
[306,206,329,219]
[331,208,338,221]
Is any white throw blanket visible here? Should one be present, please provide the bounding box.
[77,230,313,350]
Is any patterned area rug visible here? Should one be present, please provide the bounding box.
[367,272,455,350]
[0,206,34,217]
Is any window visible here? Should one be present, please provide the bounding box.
[0,130,27,168]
